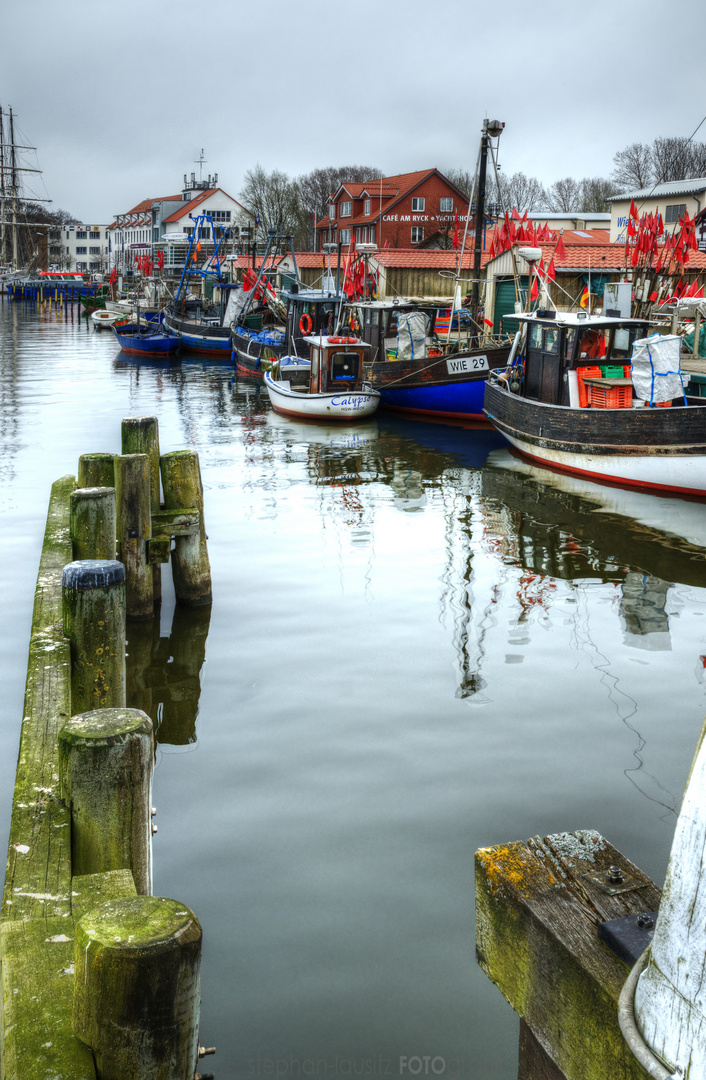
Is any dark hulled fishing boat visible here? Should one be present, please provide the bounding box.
[483,311,706,497]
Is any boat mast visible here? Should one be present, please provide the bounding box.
[9,108,19,271]
[0,107,5,266]
[472,120,504,339]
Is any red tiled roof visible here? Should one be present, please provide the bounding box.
[490,241,706,272]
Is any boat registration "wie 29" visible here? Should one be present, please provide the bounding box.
[446,355,489,375]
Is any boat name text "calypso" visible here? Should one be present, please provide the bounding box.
[331,395,371,409]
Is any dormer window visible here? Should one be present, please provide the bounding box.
[364,199,371,216]
[340,201,352,218]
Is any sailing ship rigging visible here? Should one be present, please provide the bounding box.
[0,105,52,277]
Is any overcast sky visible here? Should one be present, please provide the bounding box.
[3,0,705,223]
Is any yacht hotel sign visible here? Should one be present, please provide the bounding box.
[382,213,471,223]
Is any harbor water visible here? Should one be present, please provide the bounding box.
[2,298,706,1078]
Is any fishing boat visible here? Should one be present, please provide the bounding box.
[483,310,706,498]
[162,213,236,356]
[264,336,380,421]
[354,119,513,420]
[230,230,343,378]
[112,322,180,356]
[358,298,512,419]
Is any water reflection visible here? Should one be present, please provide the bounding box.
[126,603,211,746]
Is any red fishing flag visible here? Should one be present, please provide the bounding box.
[530,275,539,302]
[547,257,556,281]
[452,212,460,250]
[630,200,639,220]
[555,233,566,260]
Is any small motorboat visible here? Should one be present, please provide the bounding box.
[112,322,180,356]
[264,336,380,421]
[91,308,127,330]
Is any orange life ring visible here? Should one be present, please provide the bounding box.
[328,336,343,343]
[299,313,312,334]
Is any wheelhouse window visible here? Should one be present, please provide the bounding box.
[577,327,607,360]
[665,203,687,224]
[440,198,453,212]
[412,197,425,211]
[411,226,424,243]
[340,201,352,218]
[331,352,360,381]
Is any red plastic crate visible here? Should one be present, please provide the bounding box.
[576,366,602,408]
[588,383,633,409]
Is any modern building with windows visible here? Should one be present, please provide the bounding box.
[316,169,470,251]
[108,171,255,276]
[60,224,110,272]
[607,178,706,242]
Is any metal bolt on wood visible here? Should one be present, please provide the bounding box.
[58,707,154,894]
[62,559,126,714]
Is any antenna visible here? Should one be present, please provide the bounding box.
[195,149,207,182]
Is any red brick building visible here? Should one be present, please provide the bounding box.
[315,169,470,252]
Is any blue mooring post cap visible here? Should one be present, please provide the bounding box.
[62,560,126,590]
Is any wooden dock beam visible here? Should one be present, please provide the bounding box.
[475,830,661,1080]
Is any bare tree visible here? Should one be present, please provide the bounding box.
[578,177,615,212]
[444,168,475,197]
[652,136,706,182]
[297,165,383,225]
[240,165,309,248]
[496,171,546,212]
[545,177,583,212]
[611,143,653,190]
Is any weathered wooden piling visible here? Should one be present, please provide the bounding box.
[161,450,212,606]
[59,708,154,895]
[122,415,162,604]
[115,452,154,620]
[70,486,116,561]
[62,560,126,713]
[73,896,202,1080]
[77,452,116,489]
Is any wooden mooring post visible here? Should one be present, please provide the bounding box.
[1,434,213,1076]
[476,720,706,1079]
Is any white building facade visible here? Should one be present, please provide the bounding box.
[60,224,110,273]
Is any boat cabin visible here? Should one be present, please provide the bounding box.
[281,287,344,357]
[303,335,371,395]
[518,312,651,407]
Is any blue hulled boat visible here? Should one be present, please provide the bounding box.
[112,322,180,356]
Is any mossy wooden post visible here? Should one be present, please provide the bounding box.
[122,416,162,605]
[161,450,212,606]
[70,487,117,561]
[475,830,661,1080]
[62,559,126,714]
[115,452,153,620]
[59,708,154,895]
[78,452,116,489]
[73,896,202,1080]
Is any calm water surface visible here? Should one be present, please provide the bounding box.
[2,298,706,1078]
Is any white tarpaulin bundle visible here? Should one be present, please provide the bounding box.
[630,333,688,404]
[226,287,255,327]
[396,312,431,362]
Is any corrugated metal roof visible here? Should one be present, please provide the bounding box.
[607,177,706,201]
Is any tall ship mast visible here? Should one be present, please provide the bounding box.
[0,106,50,275]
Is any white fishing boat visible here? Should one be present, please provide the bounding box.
[264,336,380,421]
